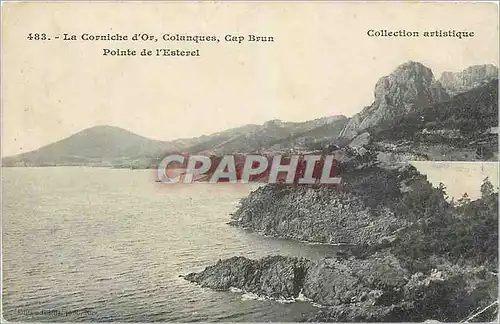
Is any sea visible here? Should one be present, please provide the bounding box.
[2,162,498,321]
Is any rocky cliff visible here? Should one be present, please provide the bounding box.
[184,255,309,299]
[339,61,450,140]
[371,79,498,161]
[184,152,498,321]
[228,160,445,245]
[439,64,498,96]
[184,253,497,322]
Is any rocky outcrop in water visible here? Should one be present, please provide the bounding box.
[184,253,497,322]
[228,162,441,245]
[184,256,309,299]
[439,64,498,96]
[339,61,450,140]
[184,156,498,321]
[301,251,409,306]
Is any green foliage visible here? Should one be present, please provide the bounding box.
[480,177,495,198]
[342,167,403,209]
[451,184,498,268]
[457,192,471,207]
[392,183,498,271]
[372,79,498,143]
[395,180,450,223]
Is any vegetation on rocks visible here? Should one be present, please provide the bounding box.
[229,160,444,246]
[391,177,498,272]
[186,147,498,321]
[180,62,498,322]
[185,250,497,322]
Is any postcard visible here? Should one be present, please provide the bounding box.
[2,1,498,322]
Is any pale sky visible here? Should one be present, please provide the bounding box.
[2,2,498,156]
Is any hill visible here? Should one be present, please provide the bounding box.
[3,61,497,166]
[2,116,348,167]
[2,125,185,167]
[179,116,347,155]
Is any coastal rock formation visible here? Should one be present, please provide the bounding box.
[439,64,498,96]
[184,157,498,322]
[306,303,414,322]
[339,61,450,140]
[302,251,408,306]
[184,253,497,322]
[184,256,309,299]
[228,163,438,245]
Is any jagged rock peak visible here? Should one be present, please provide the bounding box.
[385,61,434,82]
[372,61,446,107]
[439,64,498,95]
[339,61,449,139]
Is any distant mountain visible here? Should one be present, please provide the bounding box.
[179,116,347,155]
[4,61,497,167]
[375,79,498,137]
[2,115,348,167]
[2,125,189,167]
[371,79,498,160]
[439,64,498,96]
[339,61,450,140]
[266,116,348,151]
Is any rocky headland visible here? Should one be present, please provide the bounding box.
[184,252,497,322]
[228,164,427,245]
[180,61,498,318]
[183,148,499,322]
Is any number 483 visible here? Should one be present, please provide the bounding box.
[27,33,48,40]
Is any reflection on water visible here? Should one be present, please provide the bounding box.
[3,162,497,322]
[2,167,333,322]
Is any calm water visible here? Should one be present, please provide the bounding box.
[2,163,497,322]
[2,167,336,322]
[410,161,499,200]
